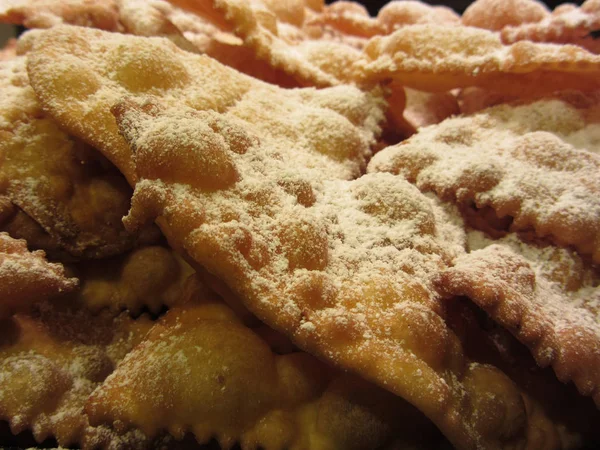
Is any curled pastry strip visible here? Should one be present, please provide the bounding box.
[369,98,600,263]
[438,241,600,407]
[357,23,600,95]
[0,232,77,318]
[500,0,600,55]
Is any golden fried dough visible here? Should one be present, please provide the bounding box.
[0,233,77,318]
[169,0,462,88]
[0,56,159,259]
[0,301,153,448]
[369,98,600,263]
[170,0,366,86]
[111,99,543,449]
[500,0,600,54]
[378,0,460,30]
[113,0,198,52]
[358,24,600,95]
[160,0,302,86]
[87,289,446,450]
[74,245,194,314]
[26,25,384,185]
[0,0,121,30]
[15,7,600,449]
[462,0,550,31]
[24,25,553,448]
[439,231,600,407]
[305,1,384,38]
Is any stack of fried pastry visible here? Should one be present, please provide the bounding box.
[0,0,599,448]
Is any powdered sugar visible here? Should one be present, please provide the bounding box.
[369,98,600,263]
[468,230,599,326]
[0,300,154,448]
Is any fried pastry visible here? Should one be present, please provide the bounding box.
[500,0,600,55]
[0,300,154,448]
[113,0,199,52]
[377,0,460,30]
[461,0,550,31]
[445,298,600,449]
[10,0,301,87]
[358,24,600,95]
[0,0,121,30]
[369,98,600,263]
[0,55,159,259]
[24,25,557,448]
[154,0,301,87]
[114,100,544,449]
[0,232,77,318]
[74,245,194,314]
[304,1,384,39]
[87,281,447,450]
[438,231,600,407]
[168,0,366,86]
[463,0,600,55]
[16,7,600,450]
[170,0,463,88]
[25,25,384,185]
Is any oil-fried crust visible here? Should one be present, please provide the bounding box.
[73,245,194,314]
[369,98,600,264]
[0,0,121,30]
[438,234,600,407]
[87,285,447,450]
[500,0,600,55]
[358,24,600,94]
[0,232,77,318]
[0,299,155,448]
[462,0,550,32]
[24,22,599,450]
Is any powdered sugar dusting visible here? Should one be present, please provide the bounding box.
[369,98,600,263]
[441,228,600,403]
[0,299,154,448]
[500,0,600,54]
[468,230,599,329]
[357,23,600,94]
[107,96,520,448]
[26,25,384,185]
[0,233,77,317]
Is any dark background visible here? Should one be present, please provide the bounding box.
[330,0,585,15]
